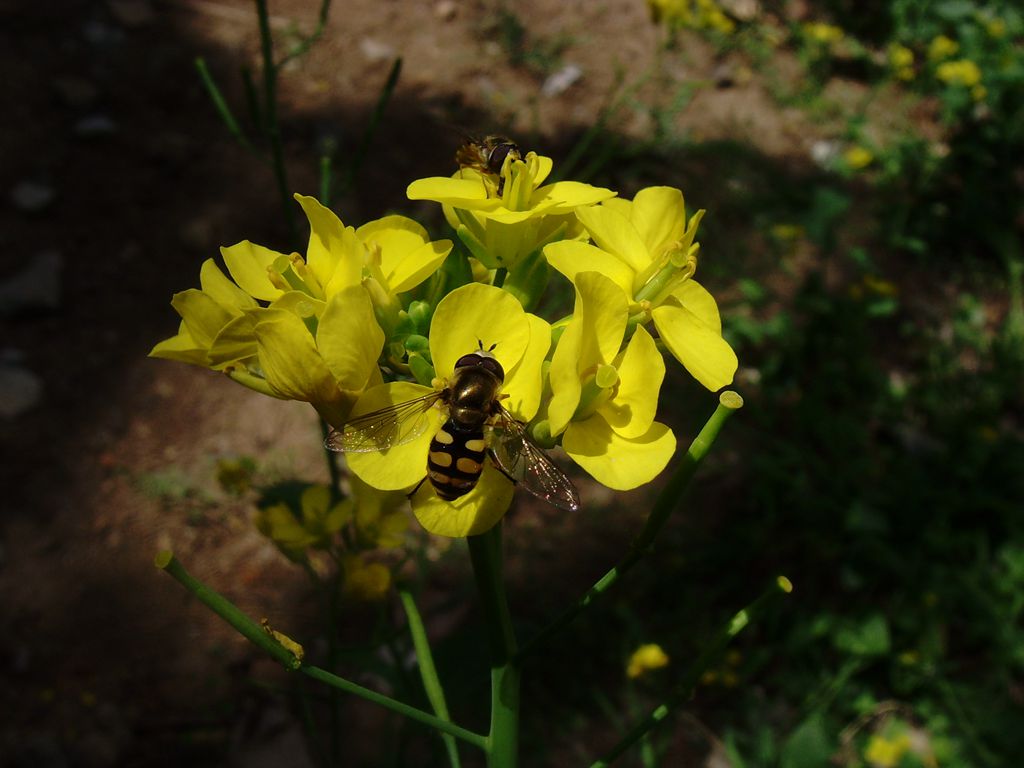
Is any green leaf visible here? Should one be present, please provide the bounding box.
[780,713,832,768]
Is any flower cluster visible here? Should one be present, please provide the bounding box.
[646,0,736,36]
[153,146,737,538]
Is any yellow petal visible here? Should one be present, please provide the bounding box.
[171,289,233,348]
[316,286,384,391]
[575,205,651,273]
[149,322,207,365]
[529,181,616,213]
[630,186,686,255]
[254,309,346,413]
[501,312,551,422]
[547,317,583,436]
[294,194,354,294]
[386,239,452,294]
[429,283,531,378]
[652,300,737,391]
[543,241,636,296]
[344,382,441,490]
[412,462,515,537]
[672,280,722,334]
[598,325,663,439]
[356,214,428,253]
[563,415,676,490]
[220,240,286,302]
[575,271,628,369]
[407,177,502,211]
[207,312,258,368]
[199,259,257,311]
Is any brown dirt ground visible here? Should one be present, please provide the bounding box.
[0,1,912,765]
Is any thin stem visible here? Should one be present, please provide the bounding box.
[400,589,462,768]
[516,392,744,663]
[318,418,343,501]
[157,551,488,750]
[338,57,403,199]
[156,551,301,669]
[255,0,299,248]
[588,576,793,768]
[277,0,334,69]
[467,523,520,768]
[195,58,253,151]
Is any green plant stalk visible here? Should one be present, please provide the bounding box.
[516,392,743,662]
[157,551,489,749]
[589,576,793,768]
[317,418,343,502]
[255,0,299,248]
[467,523,520,768]
[338,57,403,199]
[400,589,462,768]
[195,57,253,151]
[277,0,333,70]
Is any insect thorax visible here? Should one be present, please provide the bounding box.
[447,366,501,429]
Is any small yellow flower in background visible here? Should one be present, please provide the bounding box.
[255,484,351,563]
[804,21,844,46]
[865,732,912,768]
[888,43,915,81]
[545,186,738,392]
[407,151,614,271]
[342,554,392,601]
[928,35,959,62]
[627,644,669,679]
[936,59,983,88]
[971,83,987,101]
[648,0,735,35]
[345,283,550,538]
[984,17,1006,38]
[843,146,874,170]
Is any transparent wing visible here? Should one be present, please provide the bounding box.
[488,407,581,512]
[325,390,444,453]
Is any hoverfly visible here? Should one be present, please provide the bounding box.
[326,343,580,512]
[455,135,522,195]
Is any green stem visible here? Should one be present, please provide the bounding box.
[254,0,299,248]
[589,576,793,768]
[400,589,462,767]
[156,551,488,750]
[195,57,253,151]
[318,418,343,501]
[338,57,403,199]
[516,392,743,663]
[467,523,520,768]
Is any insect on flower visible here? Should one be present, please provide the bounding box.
[326,342,580,512]
[455,135,522,195]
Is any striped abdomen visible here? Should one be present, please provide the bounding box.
[427,420,487,501]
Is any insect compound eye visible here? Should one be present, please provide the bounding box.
[480,357,505,380]
[454,353,481,370]
[486,142,519,175]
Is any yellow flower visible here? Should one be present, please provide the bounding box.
[928,35,959,62]
[971,83,987,101]
[342,554,392,601]
[627,644,669,679]
[407,152,615,270]
[255,484,351,563]
[547,271,676,490]
[804,21,844,45]
[936,59,983,88]
[349,474,409,549]
[545,186,737,391]
[345,283,551,538]
[864,733,912,768]
[984,18,1006,38]
[152,195,452,424]
[888,43,915,81]
[843,146,874,170]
